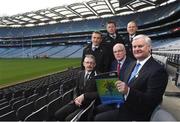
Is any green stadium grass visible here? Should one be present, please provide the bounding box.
[0,58,81,88]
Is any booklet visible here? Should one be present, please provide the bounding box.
[95,72,124,105]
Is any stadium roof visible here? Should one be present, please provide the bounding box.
[0,0,176,27]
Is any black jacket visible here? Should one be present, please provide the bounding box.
[81,43,110,73]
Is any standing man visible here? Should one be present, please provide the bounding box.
[123,21,138,59]
[95,34,168,121]
[102,20,124,69]
[81,31,110,73]
[55,55,99,121]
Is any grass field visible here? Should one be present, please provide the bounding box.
[0,58,81,87]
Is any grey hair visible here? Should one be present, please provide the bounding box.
[133,34,152,47]
[84,54,96,62]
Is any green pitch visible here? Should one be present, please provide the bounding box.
[0,58,81,88]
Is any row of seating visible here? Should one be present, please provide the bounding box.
[0,89,74,121]
[0,68,80,121]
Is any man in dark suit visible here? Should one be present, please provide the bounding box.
[55,55,99,121]
[123,21,138,59]
[94,43,134,114]
[81,31,110,73]
[102,20,124,69]
[110,43,135,80]
[94,34,168,121]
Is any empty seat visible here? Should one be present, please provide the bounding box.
[71,100,95,121]
[35,95,48,110]
[47,96,63,120]
[0,101,9,109]
[16,101,35,121]
[0,110,17,121]
[24,105,48,121]
[26,93,38,103]
[48,89,59,102]
[62,89,73,105]
[0,105,11,116]
[150,105,176,121]
[12,98,26,111]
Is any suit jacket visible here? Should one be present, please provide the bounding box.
[102,32,124,67]
[122,34,138,59]
[110,57,134,81]
[81,43,110,73]
[73,70,99,107]
[120,56,168,120]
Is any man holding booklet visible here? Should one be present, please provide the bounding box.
[94,35,168,121]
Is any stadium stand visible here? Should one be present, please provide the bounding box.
[0,0,179,121]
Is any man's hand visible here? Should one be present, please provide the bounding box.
[115,80,129,95]
[74,94,84,107]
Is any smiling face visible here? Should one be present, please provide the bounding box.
[132,35,151,61]
[127,21,138,35]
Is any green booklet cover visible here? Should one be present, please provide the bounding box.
[95,72,124,105]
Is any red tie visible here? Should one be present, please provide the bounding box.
[117,62,121,79]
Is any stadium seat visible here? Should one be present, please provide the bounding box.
[35,94,48,110]
[26,93,38,103]
[48,89,59,102]
[62,89,73,105]
[0,105,11,116]
[71,100,95,121]
[47,96,63,120]
[12,98,26,111]
[150,105,176,121]
[16,101,35,121]
[24,105,48,121]
[0,101,9,109]
[0,110,17,121]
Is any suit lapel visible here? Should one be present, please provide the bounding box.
[128,57,153,86]
[124,61,136,83]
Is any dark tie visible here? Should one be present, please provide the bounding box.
[128,63,141,83]
[129,36,133,42]
[117,62,121,80]
[84,73,89,86]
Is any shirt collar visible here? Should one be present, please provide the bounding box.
[118,56,126,66]
[137,55,151,67]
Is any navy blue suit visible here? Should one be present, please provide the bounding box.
[110,57,134,81]
[95,56,168,121]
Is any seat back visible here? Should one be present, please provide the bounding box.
[150,105,176,121]
[71,100,95,121]
[24,105,48,121]
[16,101,34,121]
[0,110,17,121]
[47,96,63,120]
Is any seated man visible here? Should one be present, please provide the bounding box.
[55,54,99,121]
[94,34,168,121]
[95,43,134,114]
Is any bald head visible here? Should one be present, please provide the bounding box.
[113,43,126,61]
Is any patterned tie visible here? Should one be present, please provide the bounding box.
[117,62,121,80]
[128,63,141,83]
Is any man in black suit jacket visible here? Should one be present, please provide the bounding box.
[81,31,110,73]
[102,20,124,69]
[95,34,168,121]
[55,55,99,121]
[123,21,138,59]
